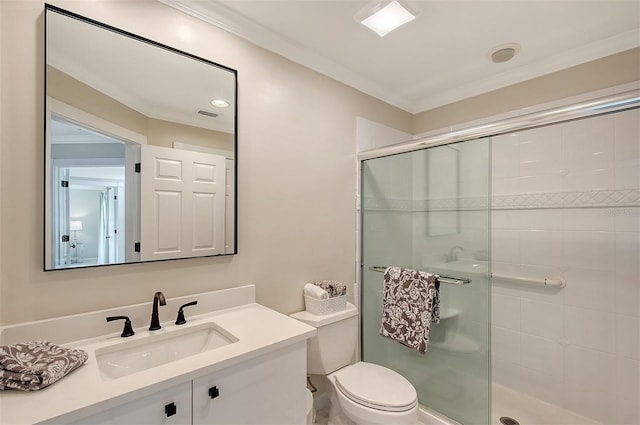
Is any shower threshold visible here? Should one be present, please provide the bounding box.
[492,383,601,425]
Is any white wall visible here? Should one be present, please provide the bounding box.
[0,0,411,325]
[491,108,640,424]
[69,188,102,264]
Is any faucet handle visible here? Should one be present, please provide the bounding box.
[106,315,135,337]
[175,301,198,325]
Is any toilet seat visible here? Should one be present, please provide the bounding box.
[333,362,417,412]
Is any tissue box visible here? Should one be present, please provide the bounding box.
[304,294,347,315]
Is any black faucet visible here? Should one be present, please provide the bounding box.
[175,301,198,325]
[106,315,135,337]
[149,291,166,331]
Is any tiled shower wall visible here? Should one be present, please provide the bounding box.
[491,108,640,424]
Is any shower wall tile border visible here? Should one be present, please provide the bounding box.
[492,188,640,210]
[362,197,414,211]
[363,188,640,212]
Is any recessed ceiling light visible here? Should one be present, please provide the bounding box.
[211,99,229,108]
[358,1,417,37]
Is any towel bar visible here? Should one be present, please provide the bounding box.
[368,266,471,286]
[490,273,566,288]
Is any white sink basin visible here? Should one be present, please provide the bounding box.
[96,322,238,380]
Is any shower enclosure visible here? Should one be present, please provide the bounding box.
[359,89,639,425]
[361,138,492,425]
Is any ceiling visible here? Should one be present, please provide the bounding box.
[161,0,640,114]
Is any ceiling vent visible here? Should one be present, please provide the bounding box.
[197,110,219,118]
[489,43,520,63]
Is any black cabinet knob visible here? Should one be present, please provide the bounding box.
[208,386,219,399]
[165,402,177,417]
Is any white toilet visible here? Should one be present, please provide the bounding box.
[291,303,418,425]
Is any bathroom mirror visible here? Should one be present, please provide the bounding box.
[44,5,237,270]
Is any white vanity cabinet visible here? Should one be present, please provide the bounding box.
[0,288,317,425]
[69,381,192,425]
[192,341,307,424]
[69,342,307,425]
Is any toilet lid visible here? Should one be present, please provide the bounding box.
[334,362,417,412]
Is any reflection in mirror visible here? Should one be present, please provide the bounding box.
[44,5,237,270]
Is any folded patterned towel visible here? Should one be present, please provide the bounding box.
[304,283,329,300]
[0,341,88,391]
[312,280,347,298]
[379,267,440,354]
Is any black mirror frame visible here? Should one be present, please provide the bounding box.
[43,3,238,271]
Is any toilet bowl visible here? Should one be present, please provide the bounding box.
[291,303,419,425]
[327,362,418,425]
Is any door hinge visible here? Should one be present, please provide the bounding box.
[61,180,69,188]
[135,163,141,173]
[134,242,140,252]
[61,235,70,242]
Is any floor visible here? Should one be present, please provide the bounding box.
[314,406,329,425]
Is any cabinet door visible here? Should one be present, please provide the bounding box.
[69,382,191,425]
[193,342,307,425]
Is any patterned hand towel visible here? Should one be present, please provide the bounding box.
[312,280,347,298]
[0,341,88,391]
[379,267,440,354]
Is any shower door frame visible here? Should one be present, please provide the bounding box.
[359,88,640,162]
[358,86,640,298]
[356,85,640,423]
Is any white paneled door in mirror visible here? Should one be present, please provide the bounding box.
[140,146,226,261]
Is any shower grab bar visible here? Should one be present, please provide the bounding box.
[491,273,566,288]
[368,266,471,286]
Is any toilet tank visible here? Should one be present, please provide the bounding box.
[290,303,359,375]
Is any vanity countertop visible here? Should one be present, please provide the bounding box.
[0,292,315,424]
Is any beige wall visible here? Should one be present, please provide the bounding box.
[147,118,233,150]
[48,65,149,135]
[48,66,234,150]
[413,47,640,134]
[0,0,411,325]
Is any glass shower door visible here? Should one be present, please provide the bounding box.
[361,137,491,425]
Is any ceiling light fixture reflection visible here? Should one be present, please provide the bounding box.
[211,99,229,108]
[358,1,417,37]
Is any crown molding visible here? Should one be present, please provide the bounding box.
[159,1,640,114]
[413,29,640,113]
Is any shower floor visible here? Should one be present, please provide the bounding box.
[492,383,600,425]
[313,383,601,425]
